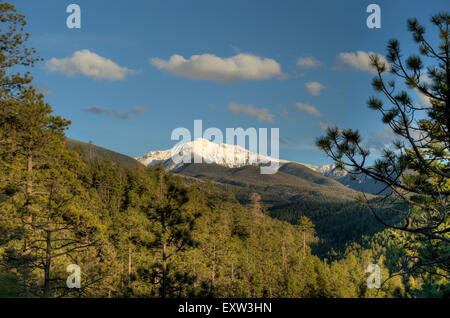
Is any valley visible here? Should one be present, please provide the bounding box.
[68,137,395,257]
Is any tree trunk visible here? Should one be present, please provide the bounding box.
[231,262,234,282]
[128,246,132,288]
[303,231,306,257]
[26,154,33,196]
[211,243,216,293]
[159,169,167,298]
[24,154,33,254]
[43,229,51,297]
[162,241,167,298]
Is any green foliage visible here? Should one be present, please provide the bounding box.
[316,12,450,283]
[66,137,142,169]
[176,162,359,206]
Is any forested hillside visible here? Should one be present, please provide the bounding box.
[0,151,407,297]
[175,162,360,205]
[65,137,142,169]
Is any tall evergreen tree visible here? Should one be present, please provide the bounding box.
[0,3,105,297]
[144,165,200,298]
[316,13,449,281]
[297,216,315,257]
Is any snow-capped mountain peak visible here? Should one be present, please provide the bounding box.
[133,139,390,193]
[135,138,288,171]
[135,138,352,177]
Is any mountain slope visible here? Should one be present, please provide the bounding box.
[136,138,289,170]
[66,137,142,169]
[308,164,389,195]
[175,162,361,206]
[136,138,384,195]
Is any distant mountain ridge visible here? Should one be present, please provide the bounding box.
[65,137,385,196]
[307,164,388,195]
[136,138,340,174]
[136,138,385,194]
[175,162,361,206]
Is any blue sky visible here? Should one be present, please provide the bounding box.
[11,0,449,165]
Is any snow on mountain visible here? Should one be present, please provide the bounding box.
[307,164,388,194]
[135,139,389,194]
[135,138,352,174]
[135,138,290,171]
[307,164,348,178]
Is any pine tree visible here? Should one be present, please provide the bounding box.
[143,165,199,297]
[316,13,449,279]
[297,216,315,257]
[0,3,105,297]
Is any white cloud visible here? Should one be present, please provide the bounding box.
[45,50,140,81]
[334,51,389,74]
[296,56,321,68]
[149,53,285,82]
[296,102,321,117]
[228,102,275,122]
[305,81,324,96]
